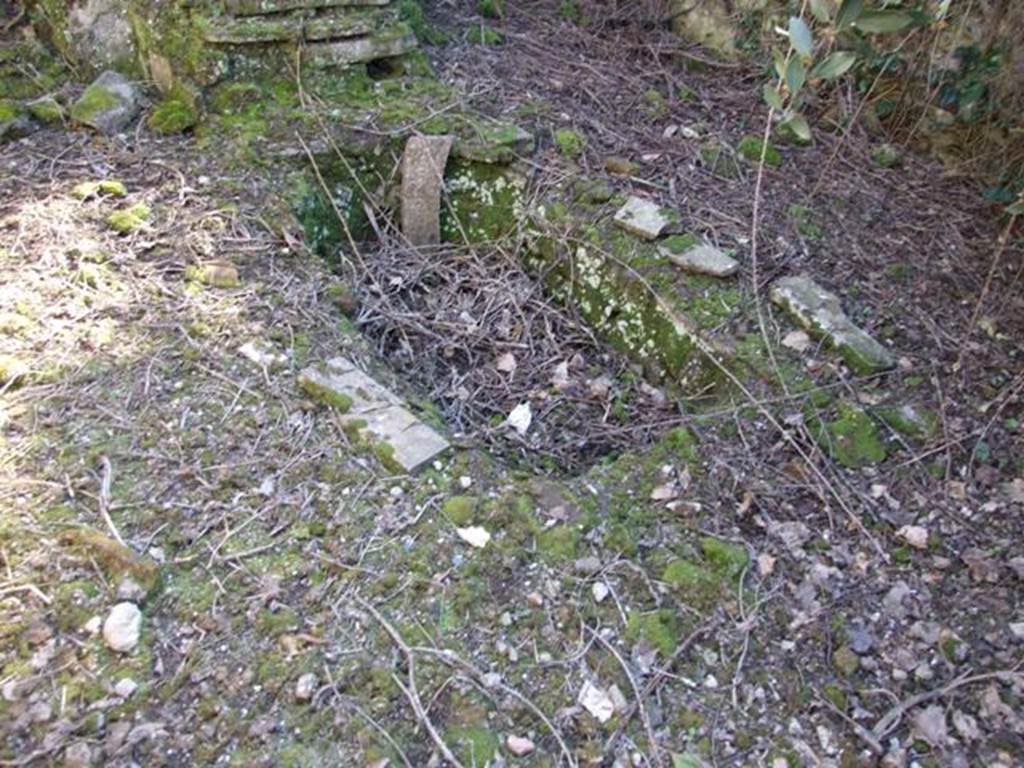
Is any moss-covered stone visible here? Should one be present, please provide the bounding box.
[441,160,526,242]
[738,135,782,167]
[148,86,199,134]
[810,402,887,468]
[874,404,937,442]
[0,99,35,142]
[106,203,151,234]
[298,378,354,413]
[27,96,64,125]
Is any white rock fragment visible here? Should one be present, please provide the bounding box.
[613,195,673,240]
[114,678,138,698]
[103,602,141,653]
[897,525,929,549]
[456,526,491,548]
[507,402,532,436]
[82,616,102,635]
[295,673,318,702]
[506,734,535,756]
[578,680,615,723]
[591,582,610,603]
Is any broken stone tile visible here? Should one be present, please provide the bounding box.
[770,275,895,375]
[298,357,449,473]
[659,241,739,277]
[400,134,454,247]
[613,195,675,240]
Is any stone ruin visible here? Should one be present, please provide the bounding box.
[208,0,417,69]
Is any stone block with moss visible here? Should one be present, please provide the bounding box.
[809,402,887,468]
[70,71,141,135]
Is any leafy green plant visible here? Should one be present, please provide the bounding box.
[763,0,931,143]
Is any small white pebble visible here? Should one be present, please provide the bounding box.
[459,475,472,489]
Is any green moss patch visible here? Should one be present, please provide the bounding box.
[554,128,586,159]
[738,136,782,167]
[107,203,151,234]
[148,87,199,134]
[810,402,887,468]
[443,495,479,525]
[73,179,127,199]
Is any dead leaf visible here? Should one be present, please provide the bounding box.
[757,553,776,577]
[649,483,678,502]
[578,680,615,723]
[911,704,948,747]
[550,360,571,390]
[782,330,812,352]
[961,547,1000,583]
[952,710,980,742]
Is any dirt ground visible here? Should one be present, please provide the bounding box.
[1,1,1022,767]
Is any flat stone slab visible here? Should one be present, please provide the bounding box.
[613,196,674,240]
[299,357,448,473]
[205,9,387,44]
[303,27,417,66]
[660,242,738,277]
[770,275,895,375]
[225,0,389,15]
[401,134,454,247]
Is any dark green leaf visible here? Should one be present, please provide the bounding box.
[773,49,788,81]
[785,57,807,96]
[780,112,812,143]
[789,16,814,57]
[854,10,914,34]
[1007,199,1024,216]
[835,0,863,28]
[811,51,857,80]
[810,0,831,23]
[763,84,784,110]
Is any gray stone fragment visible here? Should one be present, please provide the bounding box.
[613,195,675,240]
[68,0,135,71]
[401,134,454,247]
[770,275,895,375]
[70,71,141,135]
[660,242,739,277]
[298,358,449,473]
